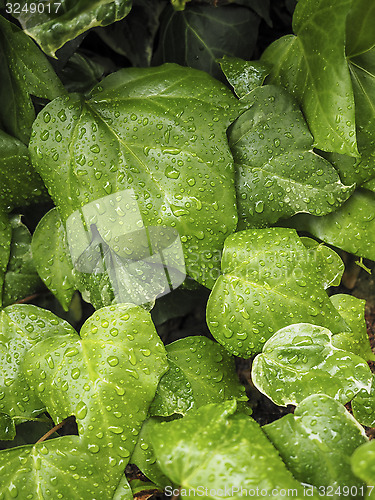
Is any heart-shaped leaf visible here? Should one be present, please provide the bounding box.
[207,228,347,357]
[252,323,372,406]
[263,394,367,495]
[0,304,74,419]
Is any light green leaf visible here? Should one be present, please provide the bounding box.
[113,475,133,500]
[0,436,114,498]
[31,208,77,312]
[2,215,43,307]
[261,0,357,157]
[352,374,375,427]
[229,85,354,227]
[151,400,315,497]
[0,412,16,440]
[12,0,132,57]
[351,440,375,491]
[218,56,269,99]
[263,394,367,496]
[0,304,74,419]
[0,15,65,143]
[29,64,239,289]
[23,304,168,489]
[300,237,344,288]
[252,323,372,406]
[206,228,347,357]
[330,294,375,361]
[288,189,375,261]
[0,212,11,308]
[150,336,247,416]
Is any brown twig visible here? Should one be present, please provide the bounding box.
[14,293,40,304]
[36,418,68,444]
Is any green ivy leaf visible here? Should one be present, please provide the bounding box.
[352,374,375,427]
[218,56,269,99]
[206,228,347,357]
[228,85,354,228]
[151,400,315,496]
[0,304,74,419]
[31,208,77,312]
[264,394,367,495]
[23,304,168,489]
[0,412,16,440]
[2,215,43,307]
[11,0,133,57]
[351,440,375,492]
[150,336,247,416]
[0,15,65,143]
[261,0,357,157]
[300,237,344,289]
[29,64,239,289]
[330,294,375,362]
[0,436,114,498]
[113,475,133,500]
[152,4,260,81]
[0,212,11,308]
[252,323,372,406]
[289,189,375,261]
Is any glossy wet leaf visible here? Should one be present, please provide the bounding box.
[0,212,11,308]
[152,4,260,81]
[113,475,133,500]
[300,237,344,289]
[151,400,314,496]
[29,64,239,288]
[289,189,375,261]
[0,129,47,212]
[0,412,16,440]
[352,374,375,428]
[351,440,375,491]
[330,294,375,362]
[261,0,357,157]
[229,85,354,228]
[206,228,347,357]
[31,208,77,312]
[0,15,65,143]
[252,323,372,406]
[0,435,115,498]
[2,215,43,307]
[0,304,74,419]
[150,336,247,416]
[218,56,268,99]
[23,304,168,488]
[264,394,366,496]
[12,0,132,57]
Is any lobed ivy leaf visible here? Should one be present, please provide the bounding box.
[29,64,239,289]
[23,304,168,489]
[351,440,375,493]
[0,436,114,498]
[0,15,65,143]
[0,412,16,440]
[263,394,367,496]
[261,0,357,157]
[0,212,11,308]
[352,374,375,428]
[151,400,316,497]
[330,294,375,362]
[300,237,344,289]
[31,208,77,312]
[289,189,375,262]
[150,336,247,417]
[206,228,347,357]
[152,4,260,81]
[218,55,269,99]
[228,85,354,228]
[0,304,74,419]
[11,0,133,57]
[2,215,43,307]
[252,323,372,406]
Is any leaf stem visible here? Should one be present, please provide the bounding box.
[36,418,68,444]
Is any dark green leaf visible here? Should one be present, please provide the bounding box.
[207,228,347,357]
[0,212,11,308]
[57,52,108,93]
[218,56,269,99]
[31,208,77,312]
[29,64,239,290]
[261,0,357,157]
[352,374,375,427]
[263,394,367,495]
[153,4,260,81]
[229,85,354,227]
[0,304,74,419]
[150,336,247,416]
[0,15,65,143]
[12,0,133,57]
[252,323,372,406]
